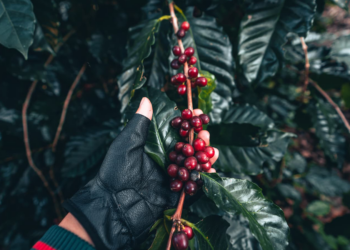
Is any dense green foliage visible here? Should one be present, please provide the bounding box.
[1,0,350,249]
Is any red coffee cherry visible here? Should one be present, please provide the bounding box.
[176,29,186,39]
[184,47,195,57]
[195,77,207,87]
[177,85,187,95]
[178,54,187,64]
[188,67,198,78]
[195,151,209,163]
[167,164,179,177]
[171,59,181,69]
[184,156,197,170]
[205,146,215,158]
[171,117,182,128]
[190,116,202,128]
[178,167,190,181]
[193,138,206,151]
[172,231,188,250]
[182,144,194,156]
[179,128,189,137]
[182,226,194,240]
[181,120,191,130]
[200,161,211,172]
[173,46,181,56]
[181,109,193,120]
[171,75,180,85]
[194,126,203,133]
[169,151,178,162]
[170,179,183,192]
[176,73,186,83]
[199,114,210,124]
[184,180,198,195]
[174,142,185,152]
[176,154,186,166]
[181,21,190,31]
[188,56,197,65]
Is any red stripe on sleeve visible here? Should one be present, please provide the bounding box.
[32,241,56,250]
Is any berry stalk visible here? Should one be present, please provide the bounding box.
[167,2,192,249]
[169,2,194,144]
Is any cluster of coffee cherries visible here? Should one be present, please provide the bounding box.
[171,22,208,95]
[171,109,210,137]
[168,111,214,197]
[172,225,193,250]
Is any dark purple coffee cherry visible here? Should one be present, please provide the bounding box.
[176,29,186,39]
[171,59,181,69]
[170,179,183,192]
[172,232,188,250]
[184,180,198,195]
[169,151,178,162]
[167,164,179,177]
[178,167,190,181]
[199,114,210,124]
[171,117,182,128]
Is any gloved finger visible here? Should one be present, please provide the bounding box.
[136,97,153,120]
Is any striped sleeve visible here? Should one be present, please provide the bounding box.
[31,226,95,250]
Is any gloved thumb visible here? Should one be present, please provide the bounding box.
[136,97,153,121]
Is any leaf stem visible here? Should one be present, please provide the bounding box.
[300,37,309,97]
[166,2,194,249]
[299,37,350,133]
[52,63,87,152]
[309,79,350,133]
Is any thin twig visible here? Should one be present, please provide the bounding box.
[166,3,193,249]
[299,37,350,133]
[309,79,350,133]
[300,37,310,96]
[22,80,63,219]
[52,63,87,152]
[21,30,77,219]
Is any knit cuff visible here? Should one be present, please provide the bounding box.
[31,225,95,250]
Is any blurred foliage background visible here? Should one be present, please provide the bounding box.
[1,0,350,249]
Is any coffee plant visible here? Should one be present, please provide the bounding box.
[1,0,350,249]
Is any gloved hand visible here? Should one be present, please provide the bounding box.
[63,98,179,250]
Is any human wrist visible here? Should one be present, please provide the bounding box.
[59,213,95,247]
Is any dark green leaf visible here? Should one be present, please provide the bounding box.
[198,70,217,115]
[308,98,346,167]
[285,152,307,174]
[124,87,181,169]
[148,221,168,250]
[300,166,350,196]
[208,105,294,175]
[330,35,350,68]
[193,215,230,250]
[31,22,54,54]
[0,0,36,59]
[190,195,224,218]
[118,16,171,112]
[276,183,301,203]
[225,214,262,250]
[62,129,116,178]
[239,0,316,83]
[201,173,289,250]
[306,201,330,216]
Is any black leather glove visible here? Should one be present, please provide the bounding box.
[63,113,179,250]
